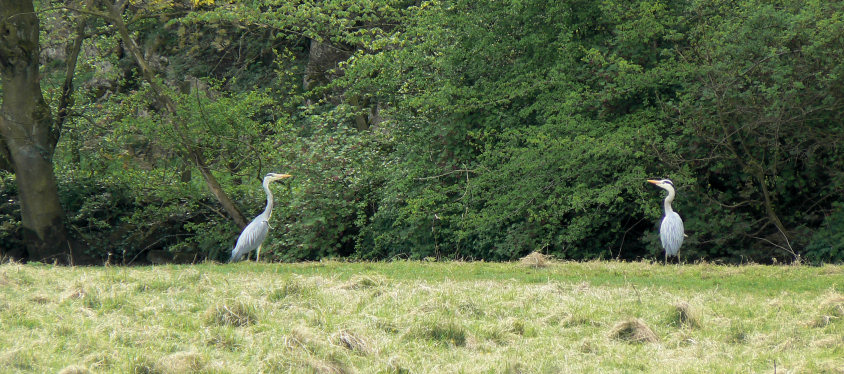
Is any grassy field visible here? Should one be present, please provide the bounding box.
[0,258,842,373]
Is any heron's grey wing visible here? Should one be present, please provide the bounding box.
[229,218,270,262]
[660,212,684,256]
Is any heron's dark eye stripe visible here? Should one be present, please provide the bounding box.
[663,180,674,186]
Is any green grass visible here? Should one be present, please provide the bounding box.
[0,260,842,373]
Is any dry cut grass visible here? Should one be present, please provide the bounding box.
[0,260,842,373]
[609,318,659,343]
[519,251,553,268]
[672,301,701,328]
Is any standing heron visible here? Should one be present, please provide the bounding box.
[647,179,684,264]
[229,173,293,262]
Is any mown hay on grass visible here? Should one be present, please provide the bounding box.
[0,348,36,371]
[269,277,314,301]
[305,357,351,374]
[342,275,385,290]
[154,351,205,374]
[63,287,86,301]
[127,356,156,374]
[728,321,748,343]
[204,326,240,350]
[333,329,373,355]
[810,315,833,328]
[267,353,351,374]
[383,356,411,374]
[672,301,700,328]
[822,296,844,317]
[204,300,257,327]
[504,317,535,337]
[409,321,467,346]
[810,296,844,327]
[57,365,90,374]
[29,295,50,304]
[609,318,659,343]
[503,361,526,374]
[519,251,551,268]
[283,326,323,352]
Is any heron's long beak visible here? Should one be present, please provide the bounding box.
[646,179,659,185]
[267,173,292,182]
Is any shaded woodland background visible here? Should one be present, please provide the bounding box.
[1,0,842,264]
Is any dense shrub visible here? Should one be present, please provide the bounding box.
[3,0,842,263]
[805,205,844,264]
[0,173,23,258]
[339,0,844,262]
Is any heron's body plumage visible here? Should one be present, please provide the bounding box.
[229,214,270,262]
[660,211,684,257]
[228,173,292,262]
[648,179,685,264]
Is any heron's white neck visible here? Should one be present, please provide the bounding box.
[262,178,274,219]
[663,186,676,215]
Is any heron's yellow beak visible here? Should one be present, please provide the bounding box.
[646,179,659,185]
[267,173,293,181]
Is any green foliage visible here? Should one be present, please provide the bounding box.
[345,0,691,260]
[177,0,410,44]
[466,120,659,260]
[51,167,239,263]
[340,0,844,262]
[668,0,844,260]
[270,110,384,261]
[805,204,844,264]
[5,0,841,263]
[0,173,23,255]
[55,172,138,261]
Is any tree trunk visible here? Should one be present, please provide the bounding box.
[57,0,95,134]
[191,151,249,228]
[0,0,72,262]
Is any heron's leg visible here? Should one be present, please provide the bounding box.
[256,244,263,262]
[664,251,667,266]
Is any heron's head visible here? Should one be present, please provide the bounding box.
[647,179,675,191]
[265,173,293,183]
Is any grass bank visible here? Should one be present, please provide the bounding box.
[0,260,842,373]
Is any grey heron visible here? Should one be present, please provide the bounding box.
[229,173,293,262]
[647,179,684,264]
